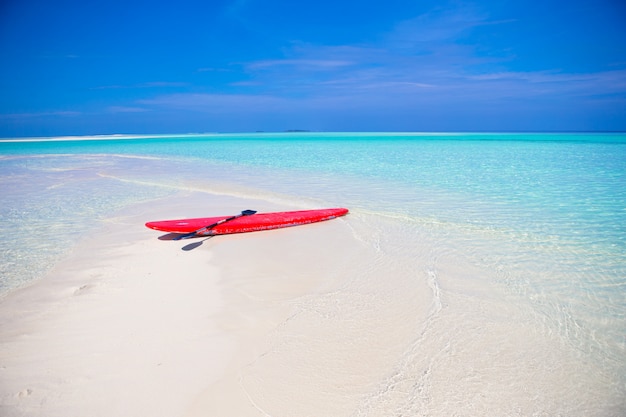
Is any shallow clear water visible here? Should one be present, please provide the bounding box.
[1,132,625,414]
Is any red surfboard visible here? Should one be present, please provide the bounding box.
[145,208,348,237]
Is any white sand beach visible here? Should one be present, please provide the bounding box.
[0,192,431,417]
[0,193,234,416]
[1,188,623,416]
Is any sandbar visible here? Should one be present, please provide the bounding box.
[0,192,430,416]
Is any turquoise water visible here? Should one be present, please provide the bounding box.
[1,132,625,414]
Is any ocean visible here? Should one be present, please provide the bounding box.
[1,132,625,415]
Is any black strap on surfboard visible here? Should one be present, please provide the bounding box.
[173,210,257,240]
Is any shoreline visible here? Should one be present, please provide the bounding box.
[0,193,239,416]
[2,131,625,144]
[1,177,623,415]
[1,191,423,417]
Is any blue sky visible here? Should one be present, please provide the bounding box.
[1,0,625,136]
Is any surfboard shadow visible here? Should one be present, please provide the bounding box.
[181,236,214,251]
[156,233,215,251]
[158,233,183,241]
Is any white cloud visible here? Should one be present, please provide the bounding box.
[106,106,149,113]
[91,82,187,90]
[248,59,354,70]
[139,93,293,112]
[84,5,624,130]
[386,7,490,46]
[0,111,81,119]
